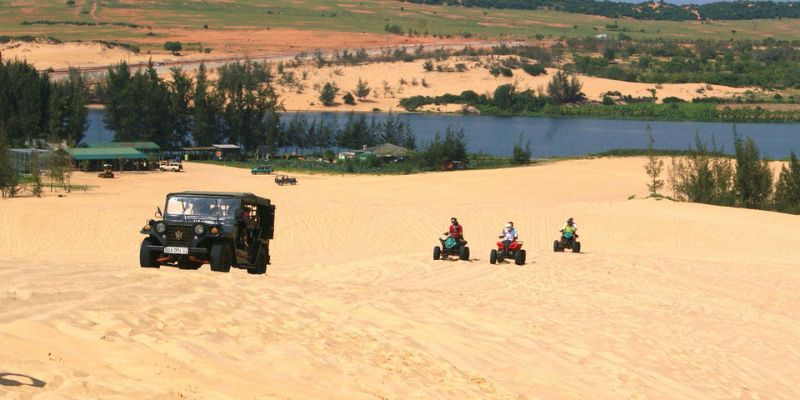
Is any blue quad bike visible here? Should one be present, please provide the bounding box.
[434,235,470,261]
[553,231,581,253]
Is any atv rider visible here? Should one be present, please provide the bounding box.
[498,221,518,255]
[560,217,578,242]
[442,217,466,248]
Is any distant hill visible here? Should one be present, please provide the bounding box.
[404,0,800,20]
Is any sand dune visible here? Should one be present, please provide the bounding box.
[1,159,799,399]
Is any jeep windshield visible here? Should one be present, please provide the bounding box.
[164,196,240,222]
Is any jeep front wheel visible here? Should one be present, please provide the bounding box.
[140,238,160,269]
[210,243,231,273]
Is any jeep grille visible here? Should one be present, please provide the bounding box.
[165,224,194,247]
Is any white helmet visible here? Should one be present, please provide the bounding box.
[505,223,512,229]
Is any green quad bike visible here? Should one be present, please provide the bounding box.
[433,235,470,261]
[553,231,581,253]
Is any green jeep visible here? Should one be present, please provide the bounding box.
[140,192,275,275]
[251,165,273,175]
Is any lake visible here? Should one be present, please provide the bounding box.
[85,110,800,159]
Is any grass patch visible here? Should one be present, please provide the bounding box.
[1,0,798,42]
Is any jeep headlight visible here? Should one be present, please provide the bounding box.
[155,222,166,234]
[194,224,205,235]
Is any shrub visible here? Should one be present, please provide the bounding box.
[164,41,182,53]
[343,92,356,105]
[511,134,532,165]
[521,63,546,76]
[319,82,339,106]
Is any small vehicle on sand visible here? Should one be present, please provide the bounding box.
[433,235,470,261]
[139,191,275,275]
[553,231,581,253]
[159,160,183,172]
[274,174,297,185]
[489,241,526,265]
[98,164,114,178]
[251,165,273,175]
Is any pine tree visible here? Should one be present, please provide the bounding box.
[319,82,338,106]
[774,151,800,213]
[355,78,371,100]
[644,125,664,197]
[734,133,772,208]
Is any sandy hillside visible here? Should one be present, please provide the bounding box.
[2,40,759,113]
[1,159,799,399]
[276,59,758,112]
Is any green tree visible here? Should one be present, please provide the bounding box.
[355,78,371,100]
[216,60,282,150]
[644,126,664,197]
[511,133,532,165]
[546,70,585,104]
[774,152,800,214]
[48,68,88,145]
[734,133,773,208]
[169,67,194,146]
[191,63,223,146]
[30,150,42,197]
[671,133,734,206]
[343,92,356,105]
[319,82,339,106]
[0,131,19,197]
[493,84,516,110]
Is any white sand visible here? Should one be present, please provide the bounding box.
[1,159,799,399]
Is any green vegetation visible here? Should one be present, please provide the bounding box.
[404,0,800,21]
[0,60,88,147]
[568,36,800,89]
[658,131,800,214]
[2,0,800,48]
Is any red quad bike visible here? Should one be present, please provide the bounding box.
[553,231,581,253]
[490,240,526,266]
[434,234,470,261]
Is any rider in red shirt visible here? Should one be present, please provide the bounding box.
[445,217,465,244]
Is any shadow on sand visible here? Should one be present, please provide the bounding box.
[0,373,47,388]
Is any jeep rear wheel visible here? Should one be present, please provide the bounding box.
[210,243,231,273]
[248,245,269,275]
[139,238,160,268]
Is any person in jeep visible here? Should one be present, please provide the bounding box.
[140,192,275,275]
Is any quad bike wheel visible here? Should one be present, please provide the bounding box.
[459,246,469,261]
[139,238,160,268]
[433,246,441,260]
[514,249,526,266]
[210,243,232,273]
[572,241,581,253]
[489,249,498,264]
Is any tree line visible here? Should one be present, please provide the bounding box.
[403,0,800,21]
[647,130,800,214]
[0,59,88,147]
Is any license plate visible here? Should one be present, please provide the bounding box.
[164,246,189,255]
